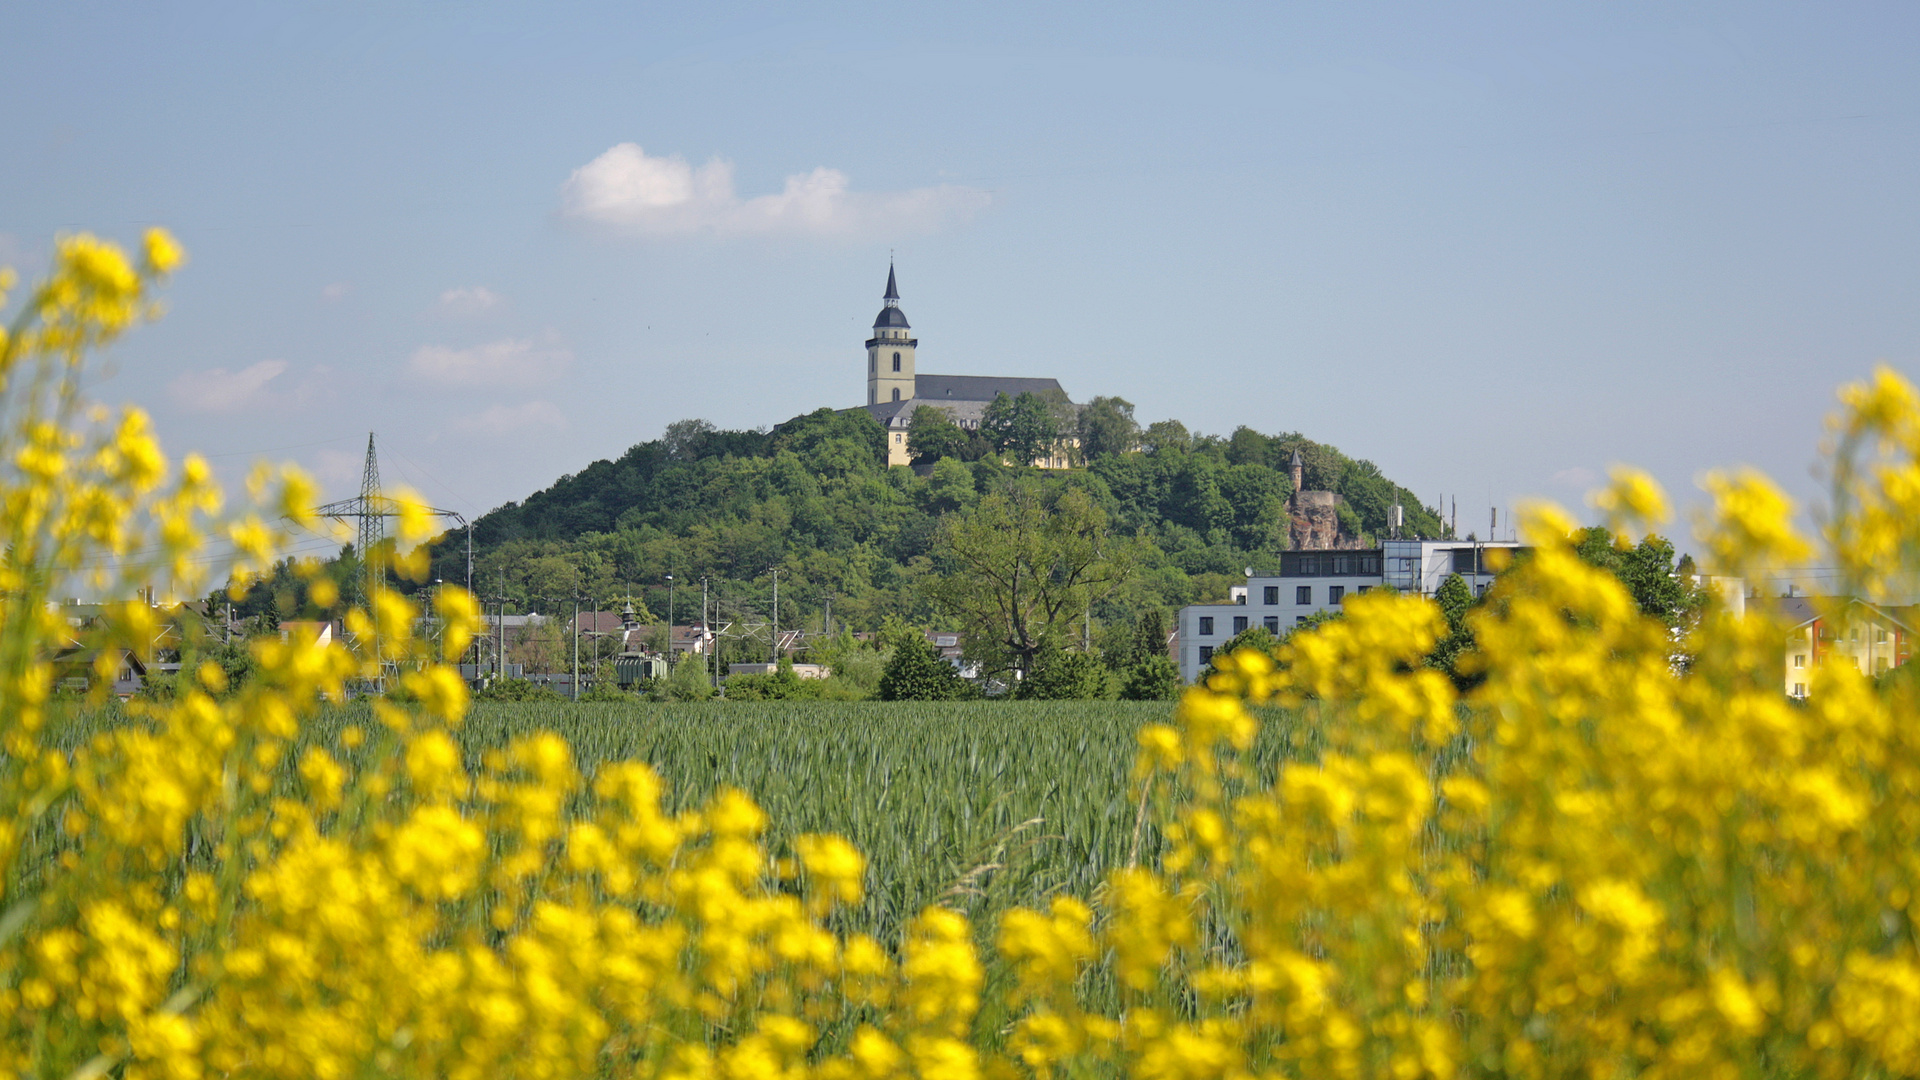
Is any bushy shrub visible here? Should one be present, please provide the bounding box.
[877,627,972,701]
[726,657,823,701]
[649,655,715,701]
[1015,642,1113,699]
[575,680,638,703]
[1117,654,1181,700]
[472,675,562,702]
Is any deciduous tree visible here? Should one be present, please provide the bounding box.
[927,480,1135,681]
[981,392,1061,466]
[1077,395,1140,460]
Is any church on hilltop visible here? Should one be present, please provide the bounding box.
[856,265,1076,468]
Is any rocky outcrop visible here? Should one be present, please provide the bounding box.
[1289,490,1365,551]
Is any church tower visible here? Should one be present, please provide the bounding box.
[866,264,917,406]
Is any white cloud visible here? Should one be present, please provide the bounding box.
[321,282,352,301]
[435,286,503,317]
[168,360,289,413]
[451,400,568,436]
[559,143,990,238]
[407,336,571,388]
[1550,466,1600,489]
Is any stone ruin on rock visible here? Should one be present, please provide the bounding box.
[1287,449,1367,552]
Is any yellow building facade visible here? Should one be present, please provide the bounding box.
[1776,596,1913,698]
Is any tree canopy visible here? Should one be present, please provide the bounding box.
[981,392,1062,466]
[926,479,1135,681]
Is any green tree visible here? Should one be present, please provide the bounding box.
[1127,608,1169,666]
[981,392,1061,466]
[1571,527,1707,629]
[1226,426,1273,468]
[1427,572,1478,688]
[256,592,281,636]
[1119,655,1181,700]
[1077,395,1140,460]
[1141,419,1191,456]
[1116,611,1180,700]
[1168,457,1232,537]
[1016,641,1112,699]
[652,656,715,701]
[927,480,1135,681]
[877,625,971,700]
[662,418,716,461]
[924,456,978,514]
[908,406,976,465]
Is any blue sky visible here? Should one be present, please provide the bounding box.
[6,2,1919,569]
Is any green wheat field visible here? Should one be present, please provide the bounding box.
[48,700,1324,941]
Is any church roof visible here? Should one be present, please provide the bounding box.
[884,264,899,300]
[873,306,911,329]
[913,374,1067,402]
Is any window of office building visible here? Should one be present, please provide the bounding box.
[1296,585,1311,605]
[1198,617,1214,636]
[1232,616,1248,633]
[1357,585,1371,595]
[1198,645,1214,664]
[1263,586,1279,605]
[1329,585,1345,604]
[1263,616,1280,633]
[1296,615,1308,625]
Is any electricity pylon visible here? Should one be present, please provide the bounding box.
[311,433,470,610]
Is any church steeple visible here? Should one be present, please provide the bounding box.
[866,262,917,407]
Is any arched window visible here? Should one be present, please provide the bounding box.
[892,388,901,402]
[892,352,901,372]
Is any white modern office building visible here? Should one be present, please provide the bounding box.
[1176,539,1525,683]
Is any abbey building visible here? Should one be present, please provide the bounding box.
[856,265,1076,468]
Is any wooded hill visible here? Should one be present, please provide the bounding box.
[421,399,1444,655]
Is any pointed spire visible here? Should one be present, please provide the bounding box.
[884,263,900,301]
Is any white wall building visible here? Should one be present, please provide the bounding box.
[1177,540,1524,683]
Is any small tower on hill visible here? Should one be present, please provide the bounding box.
[866,263,917,406]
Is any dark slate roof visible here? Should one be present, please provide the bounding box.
[860,398,998,429]
[913,374,1067,402]
[884,264,900,300]
[873,305,911,329]
[1770,595,1818,626]
[1760,595,1920,633]
[862,398,917,425]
